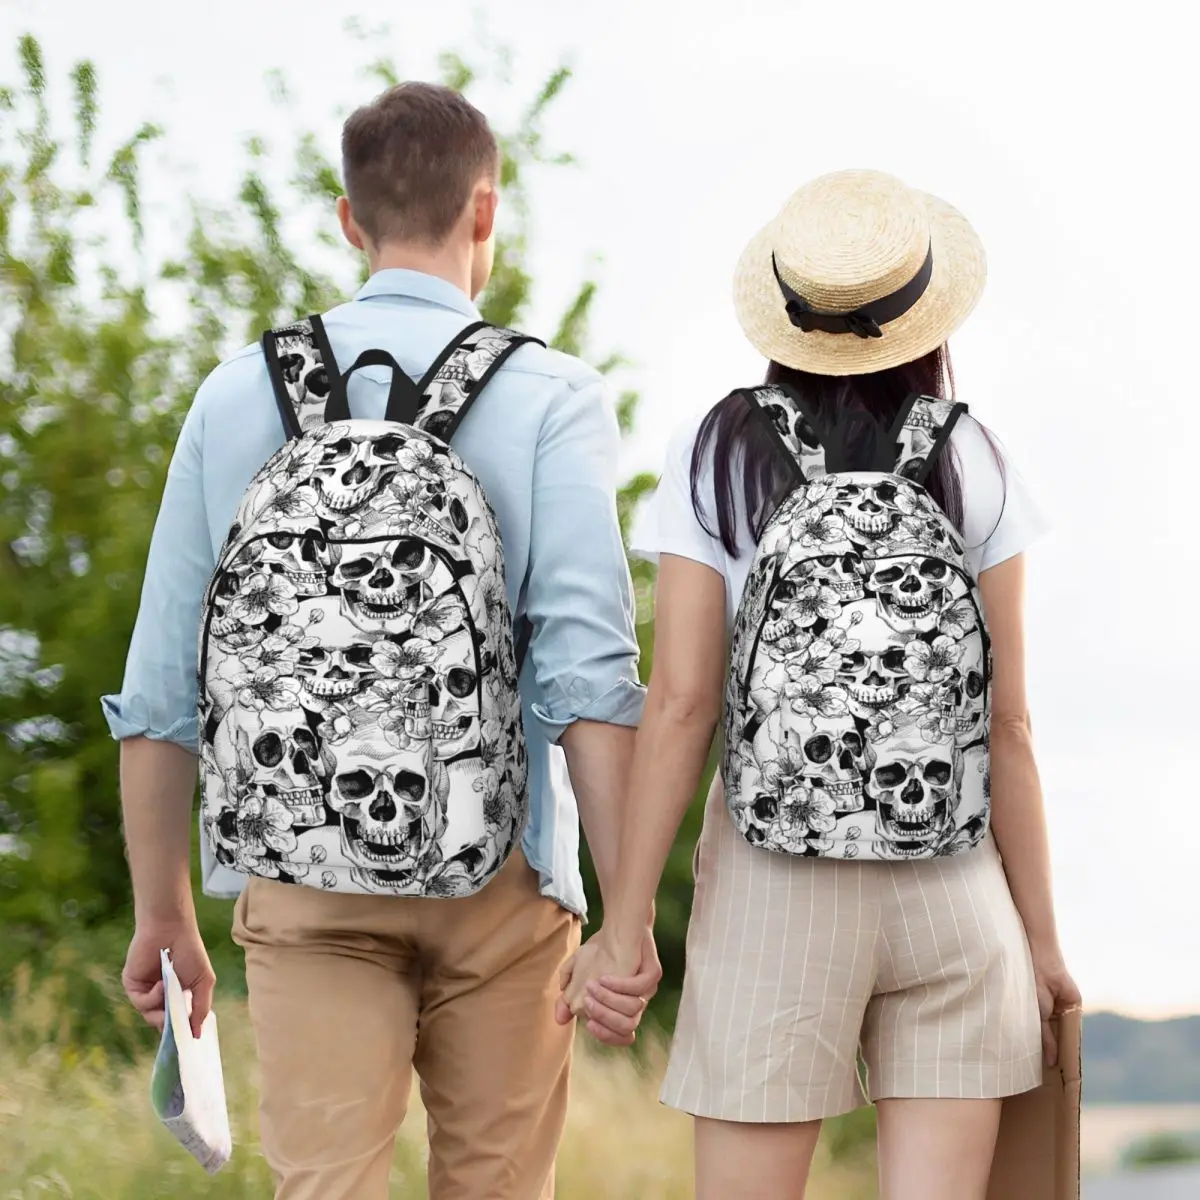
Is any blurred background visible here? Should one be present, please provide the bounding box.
[0,0,1196,1196]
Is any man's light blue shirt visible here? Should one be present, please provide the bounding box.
[101,269,645,917]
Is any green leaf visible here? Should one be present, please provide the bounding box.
[437,52,475,92]
[550,280,596,357]
[69,61,97,166]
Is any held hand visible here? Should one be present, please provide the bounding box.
[123,920,215,1040]
[555,927,659,1047]
[1031,946,1081,1067]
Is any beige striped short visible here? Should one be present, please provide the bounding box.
[661,778,1043,1123]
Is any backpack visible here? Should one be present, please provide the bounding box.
[723,384,992,861]
[197,315,542,897]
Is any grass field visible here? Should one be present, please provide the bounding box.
[0,968,878,1199]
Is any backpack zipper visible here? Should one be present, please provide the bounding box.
[199,534,483,705]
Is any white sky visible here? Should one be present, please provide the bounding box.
[6,0,1198,1016]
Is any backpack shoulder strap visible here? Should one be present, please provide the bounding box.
[413,322,545,443]
[741,383,828,483]
[888,394,968,483]
[261,314,347,440]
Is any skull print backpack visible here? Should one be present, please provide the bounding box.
[723,384,992,861]
[197,315,542,897]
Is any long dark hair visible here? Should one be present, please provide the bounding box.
[690,345,999,556]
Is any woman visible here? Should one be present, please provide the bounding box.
[562,169,1080,1199]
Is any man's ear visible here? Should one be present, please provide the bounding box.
[473,182,498,246]
[337,196,367,251]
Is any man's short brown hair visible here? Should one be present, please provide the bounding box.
[341,82,499,247]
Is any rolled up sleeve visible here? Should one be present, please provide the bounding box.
[524,375,646,742]
[100,395,215,753]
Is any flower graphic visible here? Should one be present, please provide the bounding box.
[904,635,961,683]
[235,667,302,712]
[778,786,839,846]
[248,628,304,677]
[938,600,976,640]
[477,570,508,629]
[263,483,321,523]
[760,618,812,661]
[760,729,807,793]
[866,711,899,741]
[412,595,465,643]
[897,681,956,741]
[790,506,848,550]
[371,637,436,683]
[783,581,842,628]
[800,479,838,512]
[800,635,846,684]
[396,437,451,485]
[236,792,298,860]
[229,572,300,625]
[783,663,849,718]
[323,709,355,746]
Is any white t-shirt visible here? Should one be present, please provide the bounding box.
[632,409,1049,625]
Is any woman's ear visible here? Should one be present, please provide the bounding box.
[336,196,366,251]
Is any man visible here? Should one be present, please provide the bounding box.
[105,82,660,1200]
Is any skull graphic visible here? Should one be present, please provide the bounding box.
[214,709,327,828]
[941,632,987,745]
[841,481,900,538]
[311,432,405,515]
[866,729,959,855]
[331,537,441,632]
[328,731,449,890]
[869,556,952,634]
[805,552,865,604]
[257,519,330,598]
[429,629,480,759]
[296,601,378,709]
[797,716,872,814]
[836,602,909,720]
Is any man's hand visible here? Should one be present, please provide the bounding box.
[123,919,215,1040]
[555,926,661,1047]
[1031,944,1081,1067]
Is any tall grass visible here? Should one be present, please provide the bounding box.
[0,969,877,1198]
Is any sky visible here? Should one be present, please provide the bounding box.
[4,0,1198,1016]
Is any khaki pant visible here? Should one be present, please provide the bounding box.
[232,851,581,1200]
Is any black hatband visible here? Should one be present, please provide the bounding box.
[771,243,934,340]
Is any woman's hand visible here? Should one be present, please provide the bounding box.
[1031,944,1081,1066]
[556,926,659,1046]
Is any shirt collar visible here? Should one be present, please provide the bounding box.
[354,268,481,320]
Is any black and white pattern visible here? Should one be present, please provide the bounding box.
[755,385,828,482]
[724,390,991,861]
[269,321,333,435]
[197,320,533,897]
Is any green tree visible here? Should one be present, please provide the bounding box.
[0,31,713,1047]
[1122,1131,1200,1171]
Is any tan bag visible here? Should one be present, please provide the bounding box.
[987,1008,1082,1200]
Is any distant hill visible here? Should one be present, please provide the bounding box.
[1085,1013,1200,1104]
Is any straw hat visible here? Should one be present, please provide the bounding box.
[733,169,986,376]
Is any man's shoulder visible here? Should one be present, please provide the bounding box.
[190,341,269,419]
[499,338,604,396]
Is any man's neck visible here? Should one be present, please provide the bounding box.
[367,242,473,300]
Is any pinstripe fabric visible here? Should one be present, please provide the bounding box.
[661,778,1042,1123]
